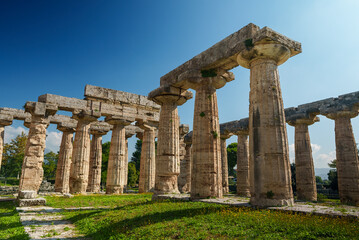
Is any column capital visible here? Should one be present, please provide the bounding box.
[148,86,193,106]
[72,109,99,122]
[25,102,58,117]
[220,133,232,140]
[234,130,249,136]
[0,114,13,126]
[325,110,358,120]
[135,120,158,131]
[57,121,77,133]
[90,129,109,136]
[105,115,134,126]
[287,115,319,127]
[179,70,234,90]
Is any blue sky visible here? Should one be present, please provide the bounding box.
[1,0,359,170]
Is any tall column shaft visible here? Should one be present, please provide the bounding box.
[106,124,127,194]
[139,127,156,193]
[191,83,222,199]
[333,114,359,205]
[237,134,250,197]
[220,138,229,194]
[87,133,104,193]
[178,143,192,193]
[55,130,74,193]
[248,58,293,206]
[0,126,4,171]
[294,123,317,201]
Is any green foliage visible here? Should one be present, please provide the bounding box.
[199,112,205,117]
[328,159,337,168]
[201,69,217,78]
[266,190,274,199]
[226,142,237,177]
[43,151,58,180]
[0,201,29,239]
[328,159,338,191]
[290,163,296,193]
[0,132,27,178]
[101,141,111,185]
[317,193,328,202]
[244,38,254,48]
[211,131,218,139]
[45,194,359,239]
[316,176,324,184]
[127,162,138,187]
[131,140,142,172]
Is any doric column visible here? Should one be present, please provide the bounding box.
[137,121,157,193]
[55,125,75,193]
[87,129,108,193]
[189,71,234,199]
[326,111,359,205]
[0,114,13,171]
[237,40,298,207]
[149,86,192,195]
[287,116,319,201]
[236,132,250,197]
[220,134,231,194]
[69,110,99,194]
[105,116,133,194]
[178,125,190,193]
[18,102,57,203]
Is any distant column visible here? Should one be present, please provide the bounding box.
[178,125,190,193]
[0,115,13,172]
[326,111,359,205]
[236,132,250,197]
[220,134,231,194]
[55,125,75,193]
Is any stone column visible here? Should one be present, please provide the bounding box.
[220,134,231,194]
[178,125,190,193]
[326,111,359,205]
[55,126,75,194]
[69,110,99,194]
[190,71,234,199]
[237,42,295,207]
[18,102,57,205]
[87,129,108,193]
[0,115,13,171]
[106,117,133,194]
[137,122,157,193]
[236,132,251,197]
[149,87,192,195]
[124,131,136,190]
[288,116,319,201]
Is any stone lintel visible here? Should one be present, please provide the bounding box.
[25,102,58,117]
[0,114,13,126]
[148,86,193,106]
[0,107,31,121]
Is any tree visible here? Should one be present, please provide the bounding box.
[316,176,324,184]
[0,132,27,178]
[127,162,138,187]
[101,141,111,185]
[290,163,296,193]
[131,139,142,172]
[43,151,58,180]
[328,159,338,191]
[227,142,237,177]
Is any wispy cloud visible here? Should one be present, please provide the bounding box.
[46,131,62,153]
[4,126,28,144]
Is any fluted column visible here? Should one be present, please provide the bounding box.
[137,122,157,193]
[236,132,250,197]
[220,134,231,194]
[326,111,359,205]
[55,126,75,193]
[87,129,108,193]
[106,117,132,194]
[190,72,234,199]
[288,116,319,201]
[69,111,99,194]
[18,102,57,200]
[237,42,295,207]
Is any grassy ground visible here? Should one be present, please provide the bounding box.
[0,200,29,240]
[45,194,359,240]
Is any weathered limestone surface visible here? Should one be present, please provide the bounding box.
[236,133,251,197]
[137,122,157,193]
[69,110,99,194]
[54,126,75,193]
[287,116,319,202]
[178,124,190,193]
[149,87,192,195]
[87,128,109,193]
[190,72,234,199]
[220,134,230,194]
[326,111,359,205]
[106,117,132,194]
[18,102,57,201]
[237,34,299,206]
[0,114,13,171]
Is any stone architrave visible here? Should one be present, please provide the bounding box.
[148,86,193,195]
[236,132,251,197]
[0,115,13,171]
[18,102,57,201]
[237,38,299,207]
[87,129,108,193]
[220,134,231,194]
[106,116,133,194]
[55,126,75,193]
[137,121,157,193]
[287,116,319,202]
[178,125,190,193]
[188,71,234,199]
[326,111,359,205]
[69,110,99,194]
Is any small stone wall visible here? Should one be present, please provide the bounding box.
[0,180,55,195]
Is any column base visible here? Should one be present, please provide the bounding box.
[250,197,294,207]
[237,191,251,198]
[16,198,46,207]
[155,175,180,194]
[106,185,124,194]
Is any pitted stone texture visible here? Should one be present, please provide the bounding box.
[288,117,318,202]
[18,190,37,199]
[220,137,229,194]
[87,130,106,193]
[69,112,98,194]
[178,143,192,193]
[178,124,190,193]
[55,129,74,194]
[328,111,359,205]
[243,48,294,207]
[138,124,156,193]
[17,197,46,207]
[236,134,250,197]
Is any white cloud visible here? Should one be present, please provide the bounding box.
[4,126,28,144]
[46,131,62,153]
[311,143,321,154]
[315,151,336,168]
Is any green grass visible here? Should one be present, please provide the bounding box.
[45,194,359,239]
[0,200,29,240]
